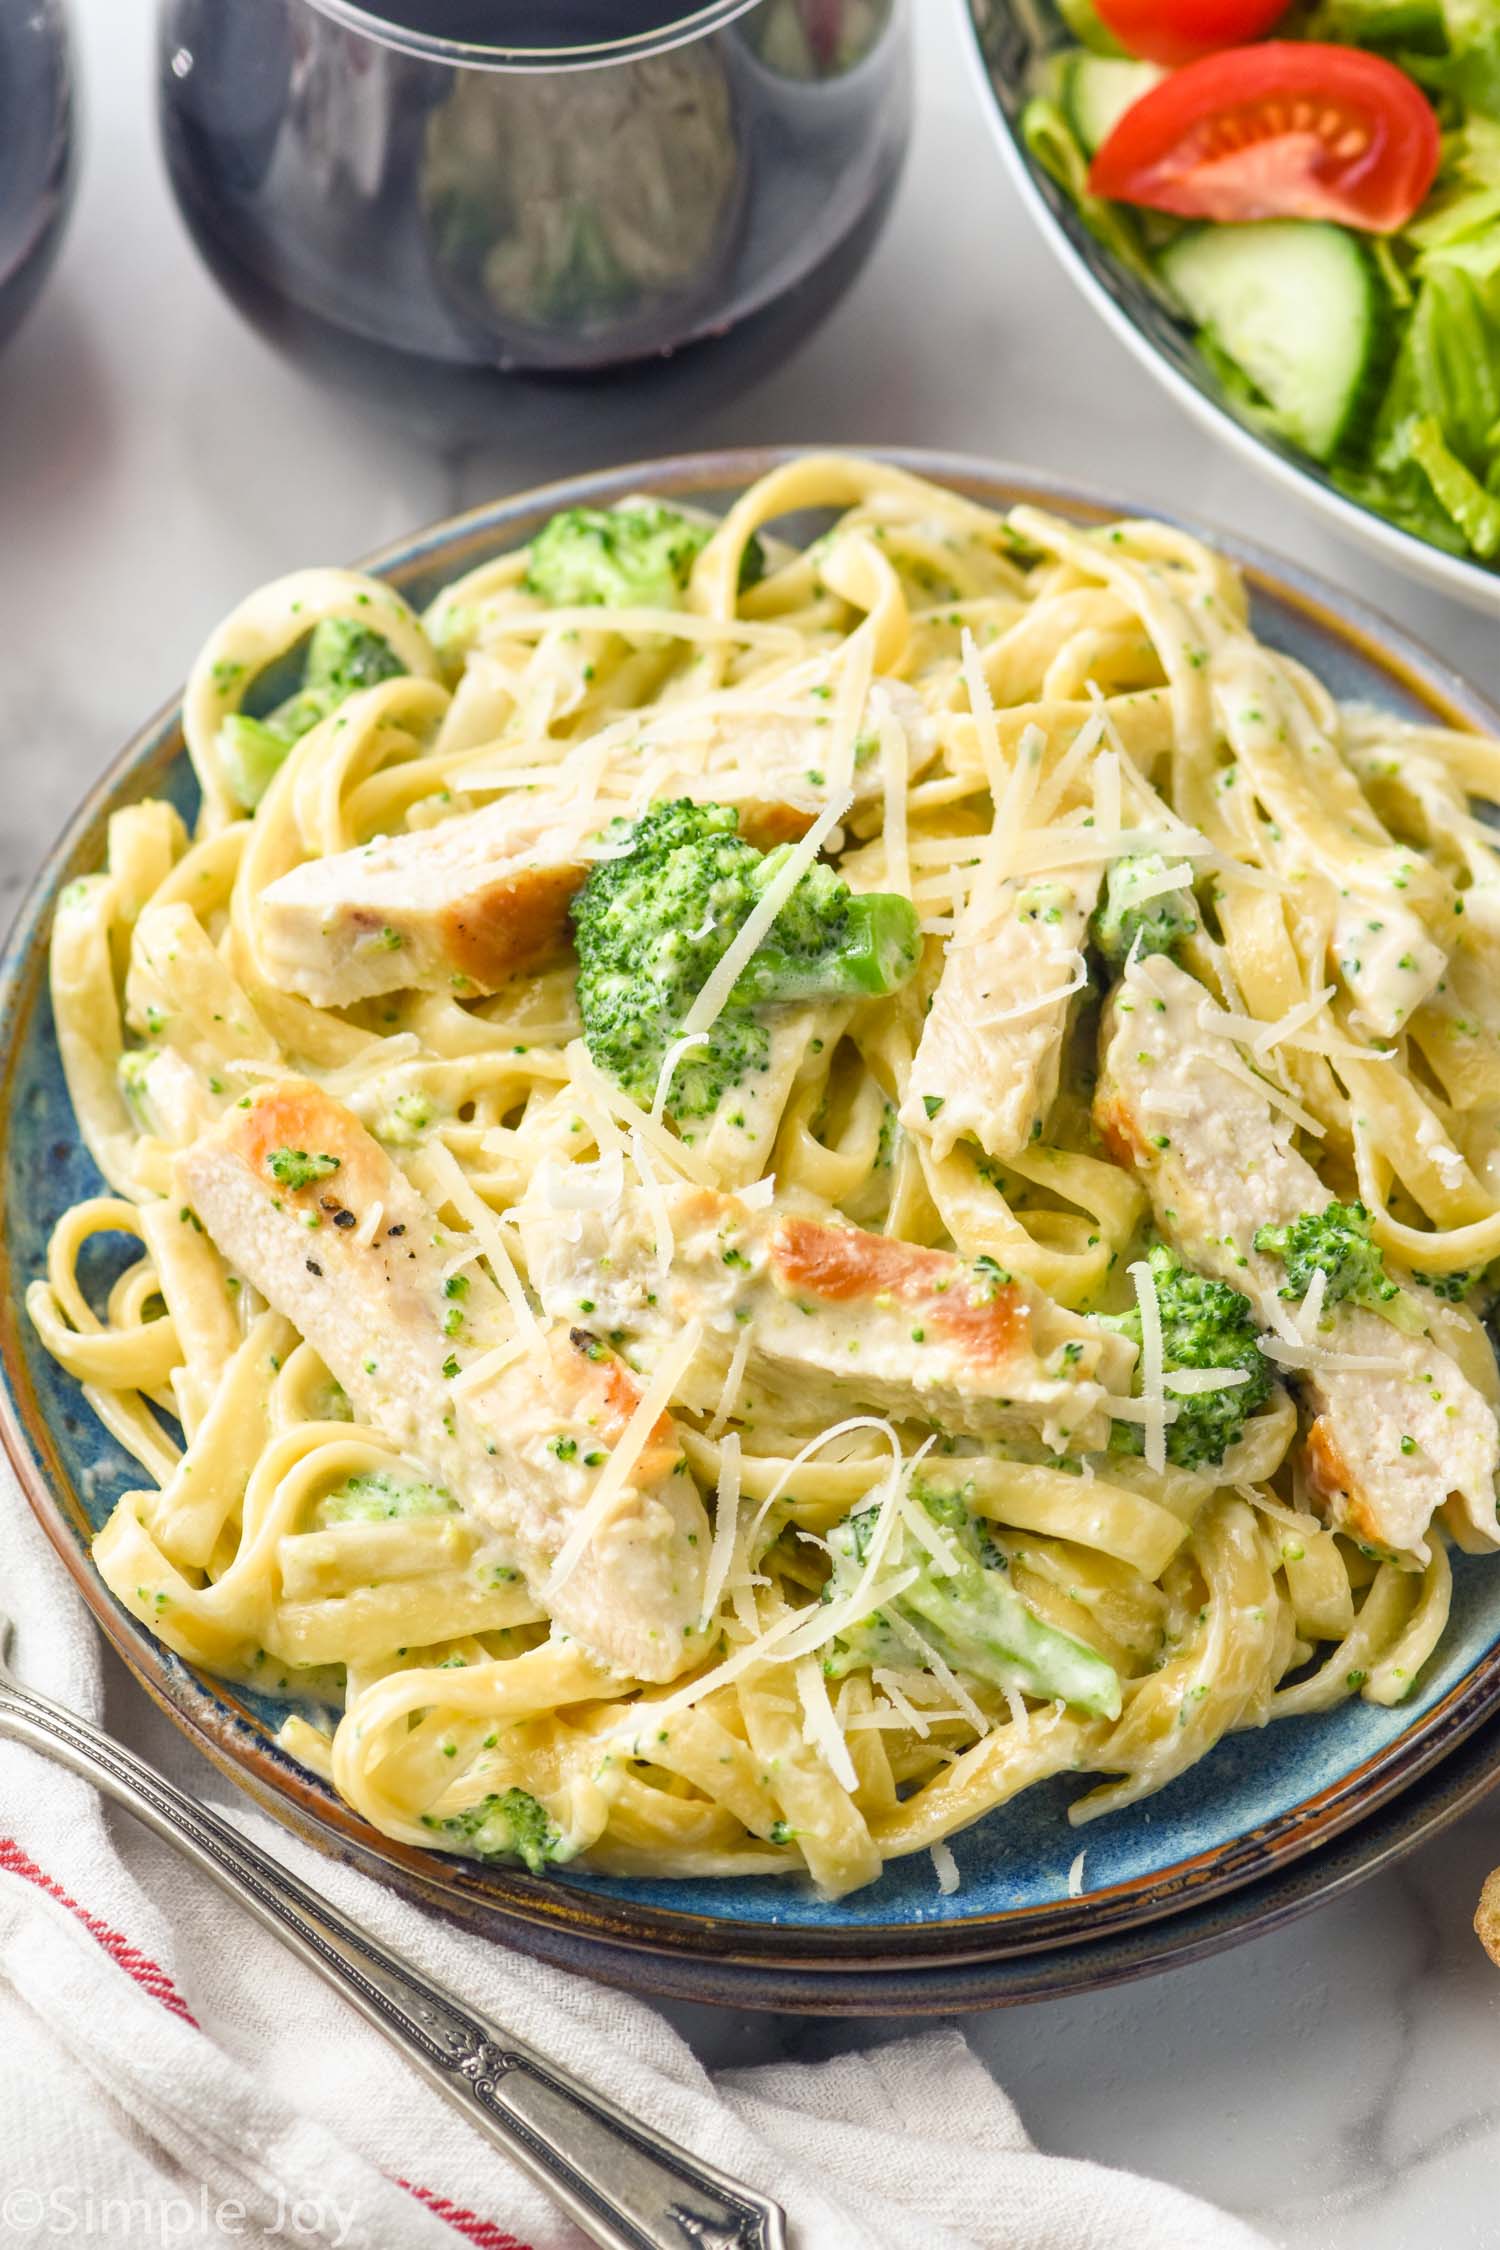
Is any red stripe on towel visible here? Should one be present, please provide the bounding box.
[396,2181,535,2250]
[0,1836,199,2026]
[1,1840,537,2248]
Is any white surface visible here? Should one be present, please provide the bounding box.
[0,1457,1266,2250]
[3,3,1500,2244]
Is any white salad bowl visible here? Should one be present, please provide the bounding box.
[959,0,1500,620]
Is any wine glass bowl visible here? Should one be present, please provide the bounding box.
[156,0,911,434]
[0,0,77,357]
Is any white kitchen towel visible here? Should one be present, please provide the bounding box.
[0,1473,1269,2250]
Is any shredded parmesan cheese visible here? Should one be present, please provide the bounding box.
[931,1839,961,1896]
[1259,1335,1411,1376]
[1191,1029,1327,1141]
[1120,858,1196,905]
[708,1324,753,1438]
[681,790,853,1040]
[421,1139,538,1337]
[700,1430,742,1626]
[1092,748,1122,841]
[1162,1367,1250,1394]
[885,1610,989,1734]
[961,628,1004,804]
[451,1335,530,1396]
[1248,985,1337,1059]
[963,721,1045,927]
[564,1040,719,1187]
[896,1487,965,1577]
[828,616,875,796]
[650,1032,710,1124]
[1067,1849,1087,1899]
[612,1559,924,1742]
[1129,1254,1168,1474]
[542,1150,625,1212]
[545,1319,704,1600]
[871,1669,931,1738]
[796,1655,859,1792]
[974,955,1089,1032]
[629,1128,675,1270]
[352,1198,384,1249]
[1004,824,1214,880]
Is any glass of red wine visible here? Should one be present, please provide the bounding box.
[157,0,911,437]
[0,0,77,355]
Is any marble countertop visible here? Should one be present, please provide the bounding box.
[5,3,1500,2242]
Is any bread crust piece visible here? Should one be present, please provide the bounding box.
[1474,1866,1500,1966]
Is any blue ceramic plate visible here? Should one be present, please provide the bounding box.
[6,448,1500,2005]
[960,0,1500,621]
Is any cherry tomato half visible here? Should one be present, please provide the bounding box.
[1088,42,1441,232]
[1094,0,1290,66]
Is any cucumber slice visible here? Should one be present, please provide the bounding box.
[1053,0,1128,55]
[1060,53,1164,155]
[1160,221,1389,463]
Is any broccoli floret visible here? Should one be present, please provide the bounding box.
[570,798,921,1123]
[1411,1265,1492,1305]
[372,1090,434,1146]
[732,852,922,1004]
[315,1470,456,1526]
[823,1479,1122,1718]
[219,616,407,810]
[220,715,298,812]
[264,1146,341,1189]
[1253,1201,1424,1333]
[1101,1243,1272,1470]
[524,502,765,612]
[304,617,408,700]
[117,1048,160,1133]
[1091,853,1198,969]
[422,1787,564,1875]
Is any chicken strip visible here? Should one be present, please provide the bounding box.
[257,794,591,1009]
[259,682,932,1009]
[517,1180,1133,1453]
[176,1082,709,1679]
[901,867,1099,1163]
[1095,954,1500,1561]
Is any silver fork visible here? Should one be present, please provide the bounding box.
[0,1618,787,2250]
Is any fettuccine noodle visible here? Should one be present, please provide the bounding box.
[30,454,1500,1897]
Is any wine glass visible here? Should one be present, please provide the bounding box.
[0,0,78,354]
[157,0,912,437]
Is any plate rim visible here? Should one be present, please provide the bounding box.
[6,442,1500,1989]
[955,0,1500,620]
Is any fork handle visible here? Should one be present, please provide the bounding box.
[0,1674,786,2250]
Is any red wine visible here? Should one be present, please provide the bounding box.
[158,0,909,432]
[0,0,76,352]
[345,0,732,48]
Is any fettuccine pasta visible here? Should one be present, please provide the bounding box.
[30,453,1500,1897]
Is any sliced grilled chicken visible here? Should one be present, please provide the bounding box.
[517,1180,1133,1453]
[1096,954,1500,1561]
[257,794,592,1009]
[258,682,931,1009]
[901,867,1099,1163]
[175,1081,709,1678]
